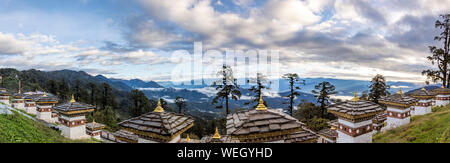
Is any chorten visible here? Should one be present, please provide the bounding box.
[113,129,139,143]
[200,127,239,143]
[317,128,337,143]
[53,95,94,139]
[86,120,106,140]
[372,113,387,133]
[12,91,25,110]
[410,86,436,116]
[0,88,11,105]
[118,98,195,143]
[432,85,450,107]
[379,88,418,130]
[36,92,59,123]
[22,94,38,115]
[226,95,308,143]
[326,92,385,143]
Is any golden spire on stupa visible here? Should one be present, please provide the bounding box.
[256,94,267,111]
[397,88,403,95]
[442,85,445,88]
[43,92,47,97]
[70,94,76,103]
[153,98,164,113]
[186,134,190,142]
[351,91,360,102]
[421,85,426,91]
[212,127,221,139]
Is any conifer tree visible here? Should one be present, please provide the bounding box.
[423,14,450,87]
[175,96,187,113]
[58,78,71,102]
[311,81,336,118]
[368,74,390,104]
[245,73,270,108]
[282,73,305,116]
[129,89,152,117]
[212,65,242,115]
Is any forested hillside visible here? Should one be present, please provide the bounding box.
[0,68,229,138]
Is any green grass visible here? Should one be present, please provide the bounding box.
[0,110,100,143]
[15,109,36,118]
[373,105,450,143]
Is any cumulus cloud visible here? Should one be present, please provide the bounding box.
[232,0,254,7]
[123,0,450,82]
[0,32,174,77]
[136,0,322,49]
[3,0,450,82]
[126,18,182,48]
[0,32,31,55]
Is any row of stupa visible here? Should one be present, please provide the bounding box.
[320,85,450,143]
[1,86,319,143]
[2,83,448,143]
[105,96,319,143]
[0,87,104,140]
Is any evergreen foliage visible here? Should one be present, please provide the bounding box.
[422,14,450,87]
[244,73,270,108]
[311,81,336,119]
[212,65,242,115]
[368,74,390,104]
[282,73,305,116]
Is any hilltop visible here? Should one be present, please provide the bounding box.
[0,103,99,143]
[373,105,450,143]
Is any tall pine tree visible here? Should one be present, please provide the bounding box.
[282,73,305,116]
[368,74,390,104]
[212,65,241,115]
[175,96,187,113]
[311,81,336,119]
[245,73,270,108]
[422,14,450,87]
[129,89,152,117]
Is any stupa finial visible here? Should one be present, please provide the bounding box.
[256,94,267,111]
[153,98,164,112]
[351,91,360,101]
[397,88,403,95]
[212,127,221,139]
[186,134,190,142]
[70,94,76,103]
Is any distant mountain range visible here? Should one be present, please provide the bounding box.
[0,68,426,117]
[405,84,441,95]
[136,86,317,115]
[156,78,421,96]
[101,76,423,114]
[108,78,163,89]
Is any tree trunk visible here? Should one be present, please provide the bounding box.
[444,33,448,88]
[226,96,229,115]
[290,80,294,116]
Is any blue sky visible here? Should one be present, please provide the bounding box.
[0,0,449,83]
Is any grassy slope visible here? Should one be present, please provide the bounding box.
[373,105,450,143]
[0,110,99,143]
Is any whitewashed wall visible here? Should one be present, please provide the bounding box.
[336,130,372,143]
[60,125,88,139]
